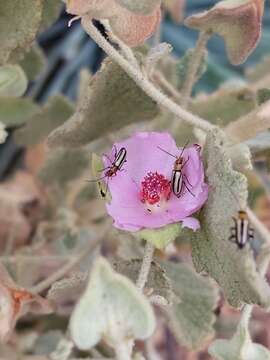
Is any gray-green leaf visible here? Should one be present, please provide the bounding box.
[70,257,156,350]
[113,258,174,304]
[14,95,74,145]
[19,45,46,81]
[209,307,270,360]
[47,59,158,148]
[191,129,270,308]
[0,65,27,97]
[190,87,256,127]
[163,260,218,350]
[41,0,62,28]
[0,0,43,64]
[39,148,90,187]
[0,97,39,127]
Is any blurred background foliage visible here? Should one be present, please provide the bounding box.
[1,0,269,181]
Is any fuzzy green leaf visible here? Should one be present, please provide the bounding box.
[0,0,43,64]
[14,95,74,145]
[47,59,159,148]
[163,260,218,350]
[41,0,62,28]
[113,258,174,304]
[190,87,256,127]
[246,55,270,83]
[39,148,90,187]
[70,257,156,350]
[191,129,270,308]
[257,88,270,105]
[0,97,39,126]
[0,65,27,97]
[19,45,46,81]
[209,310,270,360]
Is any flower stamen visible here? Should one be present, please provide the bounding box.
[140,172,171,212]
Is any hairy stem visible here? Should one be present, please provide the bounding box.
[81,18,214,133]
[30,223,110,294]
[241,304,253,329]
[114,341,132,360]
[136,242,155,291]
[180,31,211,108]
[154,70,181,101]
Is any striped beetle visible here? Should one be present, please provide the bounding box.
[158,141,194,198]
[229,210,254,249]
[88,146,127,196]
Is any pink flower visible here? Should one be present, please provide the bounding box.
[0,263,53,342]
[66,0,161,47]
[102,132,208,232]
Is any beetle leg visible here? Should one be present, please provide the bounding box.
[228,235,236,243]
[98,166,110,172]
[183,173,193,188]
[183,181,195,197]
[103,153,113,165]
[182,156,190,169]
[113,145,118,159]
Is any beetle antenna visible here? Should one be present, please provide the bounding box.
[85,175,107,183]
[179,139,190,158]
[157,146,177,159]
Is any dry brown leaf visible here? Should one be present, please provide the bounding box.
[0,263,52,342]
[0,171,46,252]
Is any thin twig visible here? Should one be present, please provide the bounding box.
[145,337,163,360]
[136,242,155,291]
[153,71,181,101]
[30,223,110,294]
[180,31,211,108]
[81,18,214,133]
[114,340,132,360]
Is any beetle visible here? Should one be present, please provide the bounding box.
[158,141,194,198]
[102,146,127,178]
[229,210,254,249]
[87,146,127,197]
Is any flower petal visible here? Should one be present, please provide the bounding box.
[103,133,208,232]
[104,132,179,184]
[181,217,200,231]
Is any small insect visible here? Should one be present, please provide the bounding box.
[87,146,127,196]
[158,141,194,198]
[229,210,254,249]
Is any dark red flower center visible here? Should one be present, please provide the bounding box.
[140,172,171,205]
